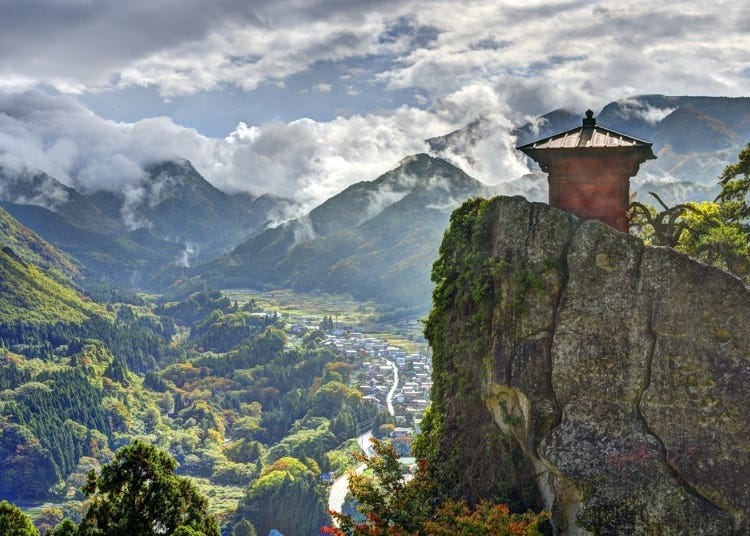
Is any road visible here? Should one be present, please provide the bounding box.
[328,359,399,526]
[328,431,374,526]
[384,359,399,417]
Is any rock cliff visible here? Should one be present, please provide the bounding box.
[419,196,750,535]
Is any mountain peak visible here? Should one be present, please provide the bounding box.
[199,153,495,312]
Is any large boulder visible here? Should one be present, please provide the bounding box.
[424,195,749,535]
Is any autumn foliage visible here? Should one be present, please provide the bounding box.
[326,439,549,535]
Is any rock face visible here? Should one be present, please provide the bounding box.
[423,196,750,535]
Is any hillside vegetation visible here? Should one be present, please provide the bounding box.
[0,242,394,534]
[0,246,100,325]
[0,206,80,284]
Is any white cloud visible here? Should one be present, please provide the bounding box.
[1,0,750,216]
[0,84,535,214]
[2,0,747,111]
[609,98,678,124]
[210,109,436,207]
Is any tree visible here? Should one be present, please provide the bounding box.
[687,141,750,280]
[49,519,78,535]
[327,439,549,536]
[674,201,750,280]
[628,145,750,282]
[232,518,258,536]
[235,456,328,535]
[716,142,750,224]
[0,500,38,536]
[78,440,219,536]
[629,192,701,247]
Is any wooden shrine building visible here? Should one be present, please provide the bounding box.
[517,110,656,232]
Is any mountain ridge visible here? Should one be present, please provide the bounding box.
[0,93,748,300]
[197,153,496,313]
[0,159,291,287]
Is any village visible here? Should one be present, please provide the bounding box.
[287,315,432,453]
[222,288,434,452]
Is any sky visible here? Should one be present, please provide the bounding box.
[1,0,749,209]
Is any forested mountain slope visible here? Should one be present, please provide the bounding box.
[0,224,388,533]
[199,154,495,316]
[0,205,80,285]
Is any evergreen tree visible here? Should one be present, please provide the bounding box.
[232,518,258,536]
[716,142,750,224]
[0,500,38,536]
[78,440,219,536]
[677,144,750,281]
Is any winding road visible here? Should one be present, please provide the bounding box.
[328,431,374,524]
[329,357,400,525]
[384,359,398,417]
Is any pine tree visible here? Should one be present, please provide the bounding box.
[78,440,219,536]
[0,500,38,536]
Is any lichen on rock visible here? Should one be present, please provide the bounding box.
[421,195,750,535]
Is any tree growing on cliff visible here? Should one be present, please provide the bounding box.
[716,142,750,223]
[674,200,750,279]
[327,438,549,535]
[630,143,750,282]
[672,143,750,280]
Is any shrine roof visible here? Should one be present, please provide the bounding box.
[516,110,656,159]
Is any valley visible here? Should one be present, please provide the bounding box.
[1,281,430,534]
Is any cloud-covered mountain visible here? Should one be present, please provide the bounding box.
[1,93,748,307]
[87,159,282,262]
[430,95,750,206]
[196,153,496,315]
[0,159,290,286]
[599,96,750,186]
[0,165,173,284]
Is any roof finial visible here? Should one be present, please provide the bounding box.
[583,109,596,128]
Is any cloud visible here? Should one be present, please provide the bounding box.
[0,169,71,211]
[0,91,199,193]
[0,90,427,210]
[0,0,743,109]
[214,109,435,206]
[1,0,749,220]
[609,97,678,124]
[361,178,413,223]
[0,82,539,218]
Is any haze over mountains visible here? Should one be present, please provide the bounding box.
[1,94,748,314]
[197,153,495,315]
